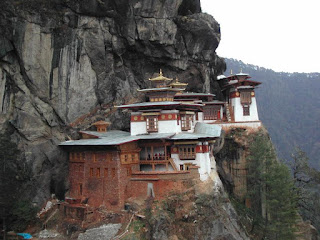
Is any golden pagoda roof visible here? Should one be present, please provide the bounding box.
[169,77,188,88]
[149,69,173,81]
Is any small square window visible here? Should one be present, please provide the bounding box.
[243,105,250,116]
[127,167,132,176]
[146,116,158,132]
[181,114,193,131]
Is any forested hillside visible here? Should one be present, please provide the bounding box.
[224,58,320,169]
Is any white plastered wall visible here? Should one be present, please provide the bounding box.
[197,142,211,181]
[131,121,147,135]
[171,153,198,171]
[197,112,204,123]
[171,142,212,182]
[158,120,181,133]
[131,110,182,135]
[232,97,259,122]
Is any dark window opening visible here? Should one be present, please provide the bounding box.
[243,105,250,116]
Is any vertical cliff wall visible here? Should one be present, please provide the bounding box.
[0,0,225,204]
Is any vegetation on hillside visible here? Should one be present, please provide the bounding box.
[246,131,298,239]
[0,131,38,233]
[124,188,248,239]
[290,148,320,232]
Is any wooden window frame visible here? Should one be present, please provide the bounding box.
[243,105,250,116]
[240,91,252,104]
[146,116,158,133]
[179,145,196,160]
[203,106,220,120]
[181,114,193,131]
[127,167,132,176]
[96,168,100,178]
[90,168,94,177]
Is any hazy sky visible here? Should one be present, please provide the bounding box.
[201,0,320,73]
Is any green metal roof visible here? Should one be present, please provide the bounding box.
[117,101,203,109]
[60,123,222,146]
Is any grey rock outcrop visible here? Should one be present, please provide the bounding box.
[0,0,225,205]
[77,224,121,240]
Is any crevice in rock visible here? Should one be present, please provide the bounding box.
[8,120,29,142]
[178,0,201,16]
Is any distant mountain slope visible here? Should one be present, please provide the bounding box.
[224,58,320,169]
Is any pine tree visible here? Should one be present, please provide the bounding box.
[290,148,320,232]
[246,131,298,239]
[265,162,298,239]
[0,131,36,233]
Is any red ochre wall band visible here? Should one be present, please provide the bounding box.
[171,145,209,153]
[229,91,255,98]
[131,113,178,122]
[196,145,209,153]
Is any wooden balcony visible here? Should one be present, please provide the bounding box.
[139,158,178,171]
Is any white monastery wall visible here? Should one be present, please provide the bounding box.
[196,152,210,181]
[171,142,211,182]
[197,142,211,181]
[232,97,259,122]
[158,120,180,133]
[131,121,146,135]
[197,112,204,122]
[213,121,262,129]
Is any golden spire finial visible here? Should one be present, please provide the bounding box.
[230,69,233,75]
[240,68,243,73]
[149,70,173,82]
[175,77,179,83]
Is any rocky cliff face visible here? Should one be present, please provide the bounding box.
[0,0,225,204]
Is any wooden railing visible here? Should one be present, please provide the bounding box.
[139,158,178,171]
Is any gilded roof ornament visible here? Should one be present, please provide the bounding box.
[149,69,173,81]
[169,77,188,88]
